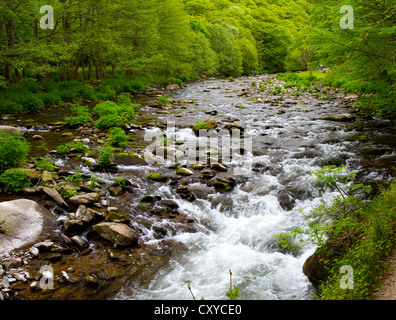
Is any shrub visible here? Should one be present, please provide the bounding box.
[65,105,91,127]
[117,94,132,106]
[57,141,88,155]
[0,131,31,170]
[108,127,129,147]
[0,100,23,114]
[15,94,44,112]
[0,169,32,192]
[95,113,120,129]
[38,92,62,107]
[93,101,119,117]
[34,157,55,172]
[97,143,115,167]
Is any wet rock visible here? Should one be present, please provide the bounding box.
[70,235,88,249]
[32,135,43,140]
[93,222,139,246]
[166,84,180,90]
[68,193,100,206]
[105,211,130,224]
[192,120,218,136]
[40,252,62,262]
[176,187,196,202]
[323,114,356,122]
[71,205,95,223]
[159,200,179,210]
[63,220,85,236]
[210,163,228,172]
[176,166,194,176]
[147,173,168,182]
[212,181,232,193]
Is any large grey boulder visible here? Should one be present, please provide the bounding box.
[0,126,27,136]
[93,222,139,246]
[0,199,56,254]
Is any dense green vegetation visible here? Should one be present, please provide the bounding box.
[1,0,394,117]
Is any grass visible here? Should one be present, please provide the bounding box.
[296,70,327,80]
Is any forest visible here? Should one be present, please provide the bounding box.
[0,0,394,117]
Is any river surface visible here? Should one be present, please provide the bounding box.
[2,74,395,300]
[118,75,395,300]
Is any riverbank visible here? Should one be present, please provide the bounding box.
[1,74,395,300]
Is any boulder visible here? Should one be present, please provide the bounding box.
[0,126,27,136]
[192,120,218,136]
[176,166,194,176]
[210,163,228,172]
[0,199,56,254]
[68,193,100,205]
[93,222,139,246]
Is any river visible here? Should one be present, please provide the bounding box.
[2,74,395,300]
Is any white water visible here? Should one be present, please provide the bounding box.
[115,76,369,300]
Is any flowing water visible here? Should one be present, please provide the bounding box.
[3,74,395,300]
[114,75,395,300]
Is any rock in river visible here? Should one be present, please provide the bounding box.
[93,222,139,246]
[0,125,27,136]
[68,193,100,205]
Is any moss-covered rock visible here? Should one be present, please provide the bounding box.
[176,167,194,176]
[192,120,218,136]
[147,173,168,182]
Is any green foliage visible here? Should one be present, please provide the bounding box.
[57,141,88,155]
[0,169,31,192]
[65,167,84,186]
[65,105,92,127]
[158,96,171,105]
[94,100,135,129]
[226,270,240,300]
[97,143,115,167]
[108,127,129,148]
[0,131,31,170]
[34,157,55,172]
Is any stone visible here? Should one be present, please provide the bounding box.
[73,205,95,223]
[210,163,228,172]
[105,211,131,224]
[0,126,27,136]
[166,84,180,90]
[42,187,68,207]
[93,222,139,246]
[68,193,100,205]
[176,166,194,176]
[0,200,56,254]
[70,235,88,249]
[159,200,179,210]
[32,135,44,140]
[63,220,85,236]
[192,120,218,136]
[147,173,168,182]
[41,171,55,184]
[323,114,356,122]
